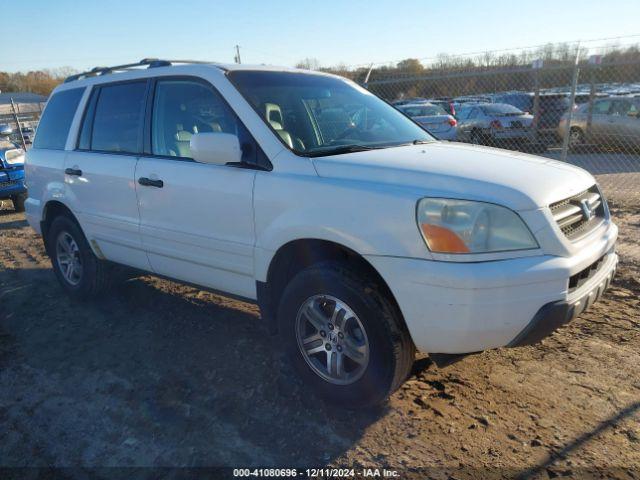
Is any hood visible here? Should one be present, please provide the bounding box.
[312,142,595,211]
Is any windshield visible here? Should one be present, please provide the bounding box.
[228,71,434,156]
[481,104,524,115]
[503,95,533,111]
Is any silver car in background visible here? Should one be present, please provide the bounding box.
[558,96,640,151]
[456,103,534,147]
[397,102,457,140]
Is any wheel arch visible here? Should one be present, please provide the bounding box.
[40,201,81,256]
[257,238,406,336]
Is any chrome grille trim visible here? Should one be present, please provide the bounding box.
[550,185,606,241]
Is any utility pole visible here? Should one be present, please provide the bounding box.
[234,45,242,64]
[363,63,375,89]
[10,98,27,151]
[560,43,582,163]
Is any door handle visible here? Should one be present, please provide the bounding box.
[64,167,82,176]
[138,177,164,188]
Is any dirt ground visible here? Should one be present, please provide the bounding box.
[0,201,638,480]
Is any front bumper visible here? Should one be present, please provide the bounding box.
[508,250,617,346]
[365,223,617,354]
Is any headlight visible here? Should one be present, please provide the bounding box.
[4,149,25,165]
[416,198,538,254]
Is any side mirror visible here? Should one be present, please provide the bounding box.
[190,132,242,166]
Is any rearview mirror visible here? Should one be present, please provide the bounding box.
[190,132,242,166]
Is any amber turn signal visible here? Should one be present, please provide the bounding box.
[420,224,470,253]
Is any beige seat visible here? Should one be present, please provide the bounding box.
[170,122,223,157]
[265,103,304,150]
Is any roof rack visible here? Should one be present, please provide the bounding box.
[64,58,220,83]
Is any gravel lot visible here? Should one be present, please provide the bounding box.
[0,201,638,479]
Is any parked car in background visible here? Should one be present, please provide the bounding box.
[426,99,456,117]
[0,139,27,211]
[492,92,571,143]
[391,97,428,107]
[0,124,13,137]
[454,95,493,104]
[397,102,457,140]
[455,103,534,147]
[558,96,640,151]
[491,92,534,112]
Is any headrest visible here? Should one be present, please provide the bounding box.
[265,103,284,129]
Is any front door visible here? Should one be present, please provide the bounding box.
[135,78,256,299]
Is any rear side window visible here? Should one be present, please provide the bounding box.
[33,88,84,150]
[89,81,147,153]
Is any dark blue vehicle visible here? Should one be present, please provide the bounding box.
[0,139,27,212]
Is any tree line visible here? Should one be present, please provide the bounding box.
[298,43,640,101]
[2,42,639,100]
[0,68,75,97]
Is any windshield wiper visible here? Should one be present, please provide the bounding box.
[306,144,384,157]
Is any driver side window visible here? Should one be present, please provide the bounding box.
[151,79,238,159]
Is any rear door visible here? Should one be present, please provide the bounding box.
[135,77,257,299]
[64,80,151,270]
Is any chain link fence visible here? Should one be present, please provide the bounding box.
[0,100,43,150]
[338,40,640,259]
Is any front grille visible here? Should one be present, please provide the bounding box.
[0,180,17,189]
[569,254,607,293]
[550,185,605,240]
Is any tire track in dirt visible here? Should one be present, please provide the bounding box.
[0,205,638,477]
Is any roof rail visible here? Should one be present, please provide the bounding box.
[64,58,221,83]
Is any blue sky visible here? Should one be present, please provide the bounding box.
[2,0,640,72]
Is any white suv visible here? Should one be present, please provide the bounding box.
[25,59,618,407]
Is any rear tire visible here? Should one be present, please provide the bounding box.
[11,194,26,212]
[277,261,415,407]
[47,215,113,300]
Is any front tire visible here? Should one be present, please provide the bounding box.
[47,215,113,300]
[277,262,415,407]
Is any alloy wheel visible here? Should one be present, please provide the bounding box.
[295,295,370,385]
[56,231,83,286]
